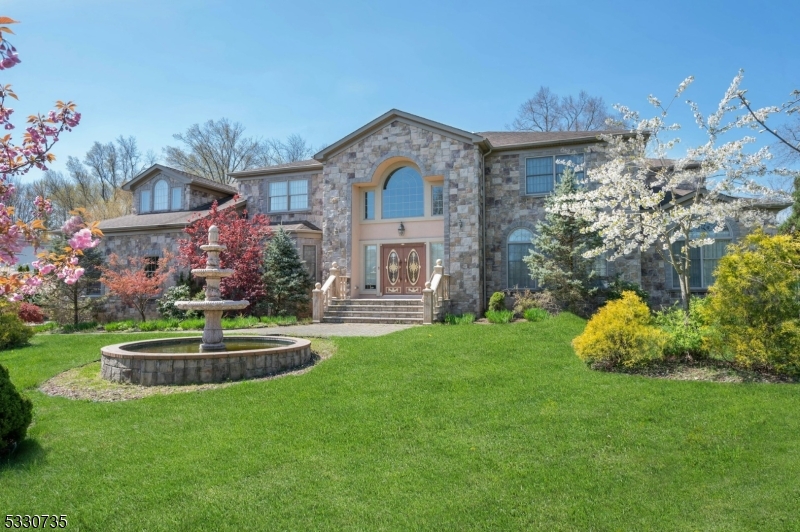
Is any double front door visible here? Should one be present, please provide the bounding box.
[381,243,426,295]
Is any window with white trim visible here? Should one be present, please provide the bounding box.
[171,187,182,210]
[269,179,309,212]
[153,180,169,211]
[670,224,731,289]
[140,190,151,213]
[364,190,375,220]
[508,228,536,289]
[364,245,377,290]
[302,245,317,282]
[525,153,584,194]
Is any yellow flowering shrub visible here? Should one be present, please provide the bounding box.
[702,231,800,376]
[573,291,667,368]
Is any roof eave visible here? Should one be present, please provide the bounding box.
[230,164,324,179]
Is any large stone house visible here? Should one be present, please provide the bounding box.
[98,109,787,322]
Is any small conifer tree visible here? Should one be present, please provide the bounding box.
[524,167,603,316]
[780,175,800,234]
[262,227,313,316]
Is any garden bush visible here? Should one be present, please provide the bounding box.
[444,313,475,325]
[17,302,44,324]
[654,298,709,359]
[702,231,800,376]
[488,292,506,312]
[61,321,98,334]
[0,304,34,350]
[157,285,192,320]
[485,309,514,324]
[604,276,649,304]
[104,320,135,332]
[573,291,667,369]
[0,363,33,455]
[523,308,549,322]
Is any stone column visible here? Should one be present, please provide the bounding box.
[312,282,323,323]
[423,282,433,325]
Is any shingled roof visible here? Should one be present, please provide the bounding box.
[477,130,626,149]
[229,159,323,178]
[121,164,238,195]
[98,197,243,232]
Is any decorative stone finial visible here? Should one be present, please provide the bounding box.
[209,225,219,245]
[436,259,442,266]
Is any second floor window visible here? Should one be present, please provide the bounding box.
[269,179,308,212]
[383,167,424,219]
[526,153,584,194]
[432,185,444,216]
[153,180,169,211]
[140,190,151,213]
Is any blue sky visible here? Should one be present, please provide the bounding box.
[6,0,800,181]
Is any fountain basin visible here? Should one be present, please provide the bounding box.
[174,300,249,311]
[100,336,312,386]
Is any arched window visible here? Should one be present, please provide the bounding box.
[153,180,169,211]
[508,228,536,289]
[382,167,424,219]
[671,224,731,289]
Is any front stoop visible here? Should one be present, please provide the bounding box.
[322,298,424,324]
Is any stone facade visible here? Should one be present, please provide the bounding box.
[320,120,484,315]
[98,231,186,321]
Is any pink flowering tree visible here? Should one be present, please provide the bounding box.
[0,17,99,301]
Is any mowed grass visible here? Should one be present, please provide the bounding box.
[2,315,800,530]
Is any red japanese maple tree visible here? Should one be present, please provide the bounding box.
[178,198,270,314]
[99,252,174,322]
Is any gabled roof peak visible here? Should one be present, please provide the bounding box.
[313,109,487,162]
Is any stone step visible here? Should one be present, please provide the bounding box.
[327,304,423,312]
[322,316,423,325]
[325,310,423,318]
[329,299,422,307]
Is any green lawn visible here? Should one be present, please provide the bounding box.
[2,315,800,530]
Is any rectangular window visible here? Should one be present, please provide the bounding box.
[364,245,377,290]
[140,190,151,213]
[432,185,444,216]
[556,154,585,183]
[671,239,729,289]
[526,153,585,194]
[87,281,103,296]
[593,253,608,278]
[526,157,554,194]
[289,180,308,210]
[269,181,288,212]
[144,256,159,278]
[171,187,182,210]
[430,242,444,275]
[364,190,375,220]
[302,245,317,282]
[269,180,308,212]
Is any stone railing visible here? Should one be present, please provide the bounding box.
[312,262,349,323]
[423,259,450,324]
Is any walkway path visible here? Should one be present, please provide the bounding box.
[227,322,416,338]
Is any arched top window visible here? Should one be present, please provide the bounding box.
[153,180,169,211]
[382,166,423,219]
[508,228,536,289]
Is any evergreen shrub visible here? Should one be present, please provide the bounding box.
[488,292,506,312]
[0,363,33,455]
[0,304,34,350]
[573,291,667,368]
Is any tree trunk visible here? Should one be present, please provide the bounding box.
[72,287,79,326]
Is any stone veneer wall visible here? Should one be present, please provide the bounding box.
[483,146,642,301]
[235,171,324,229]
[98,231,185,321]
[188,187,228,209]
[321,120,483,315]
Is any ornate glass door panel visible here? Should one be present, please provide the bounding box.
[381,244,426,295]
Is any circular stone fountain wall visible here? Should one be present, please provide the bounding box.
[100,336,312,386]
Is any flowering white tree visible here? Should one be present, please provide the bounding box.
[550,72,792,312]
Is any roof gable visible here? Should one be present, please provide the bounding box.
[313,109,487,162]
[121,164,237,195]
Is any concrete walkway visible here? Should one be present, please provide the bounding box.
[227,322,416,338]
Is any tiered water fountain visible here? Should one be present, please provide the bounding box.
[100,225,311,386]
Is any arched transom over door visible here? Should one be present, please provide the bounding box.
[381,243,426,295]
